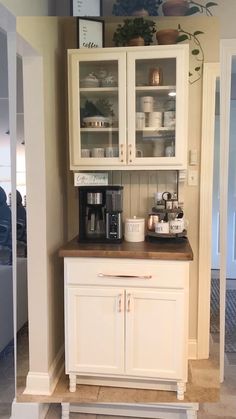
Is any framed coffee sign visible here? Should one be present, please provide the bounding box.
[71,0,102,16]
[77,18,104,49]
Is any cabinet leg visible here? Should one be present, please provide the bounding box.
[61,403,70,419]
[177,381,186,400]
[186,409,197,419]
[69,374,76,392]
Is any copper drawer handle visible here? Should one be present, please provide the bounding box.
[98,273,152,280]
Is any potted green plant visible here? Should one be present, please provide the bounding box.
[112,0,162,16]
[113,18,156,47]
[162,0,217,16]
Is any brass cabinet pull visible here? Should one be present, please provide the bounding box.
[118,294,122,312]
[127,294,131,312]
[98,273,152,280]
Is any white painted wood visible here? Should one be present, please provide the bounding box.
[64,257,190,398]
[10,400,50,419]
[68,49,127,168]
[211,113,220,269]
[64,257,188,289]
[67,402,199,419]
[227,100,236,277]
[125,289,186,381]
[68,45,188,170]
[127,45,188,169]
[198,63,220,359]
[219,39,236,382]
[66,286,125,375]
[61,403,70,419]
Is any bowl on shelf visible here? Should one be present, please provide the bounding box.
[101,75,117,88]
[80,73,99,88]
[83,116,111,128]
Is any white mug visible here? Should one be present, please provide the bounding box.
[136,148,143,158]
[155,221,169,234]
[169,219,185,233]
[105,146,119,158]
[91,147,104,158]
[136,112,145,130]
[140,96,154,113]
[148,112,162,128]
[81,148,90,158]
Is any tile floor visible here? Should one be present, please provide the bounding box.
[16,333,220,404]
[0,328,235,418]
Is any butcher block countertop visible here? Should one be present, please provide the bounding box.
[59,237,193,261]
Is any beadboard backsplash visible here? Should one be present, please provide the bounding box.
[108,170,178,220]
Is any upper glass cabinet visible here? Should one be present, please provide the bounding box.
[68,45,188,170]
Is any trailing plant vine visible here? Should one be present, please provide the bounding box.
[177,24,204,84]
[185,1,218,16]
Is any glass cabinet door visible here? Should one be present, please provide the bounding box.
[127,46,188,168]
[68,51,126,168]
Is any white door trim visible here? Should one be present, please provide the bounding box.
[219,39,236,382]
[198,62,220,358]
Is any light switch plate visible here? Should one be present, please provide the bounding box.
[188,169,198,186]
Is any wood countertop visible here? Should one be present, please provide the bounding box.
[59,237,193,261]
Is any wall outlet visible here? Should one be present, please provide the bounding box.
[188,169,198,186]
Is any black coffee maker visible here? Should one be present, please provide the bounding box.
[78,186,123,243]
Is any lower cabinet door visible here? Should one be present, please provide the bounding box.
[66,286,125,374]
[125,289,186,380]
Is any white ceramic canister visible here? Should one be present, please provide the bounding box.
[155,220,169,234]
[169,218,185,233]
[148,111,162,128]
[136,112,145,130]
[140,96,154,113]
[124,216,145,242]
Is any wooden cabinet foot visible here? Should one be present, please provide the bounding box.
[61,403,70,419]
[69,374,76,392]
[177,381,186,400]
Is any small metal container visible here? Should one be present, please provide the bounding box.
[149,67,163,86]
[147,214,159,231]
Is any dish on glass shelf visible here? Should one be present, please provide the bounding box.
[80,73,99,88]
[83,116,111,128]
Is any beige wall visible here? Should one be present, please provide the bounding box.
[17,16,68,373]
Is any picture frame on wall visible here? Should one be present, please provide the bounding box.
[71,0,102,16]
[77,18,104,49]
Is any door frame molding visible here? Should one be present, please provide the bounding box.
[198,62,220,358]
[219,39,236,381]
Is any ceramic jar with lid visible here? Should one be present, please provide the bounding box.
[124,216,145,242]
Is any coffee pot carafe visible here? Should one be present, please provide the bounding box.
[78,186,123,243]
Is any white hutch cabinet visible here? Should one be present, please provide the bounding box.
[68,44,189,171]
[64,256,190,401]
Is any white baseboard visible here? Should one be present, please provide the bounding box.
[68,403,199,419]
[24,345,64,395]
[188,339,197,359]
[10,400,50,419]
[22,339,197,396]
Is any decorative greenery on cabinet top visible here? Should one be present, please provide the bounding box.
[112,0,218,16]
